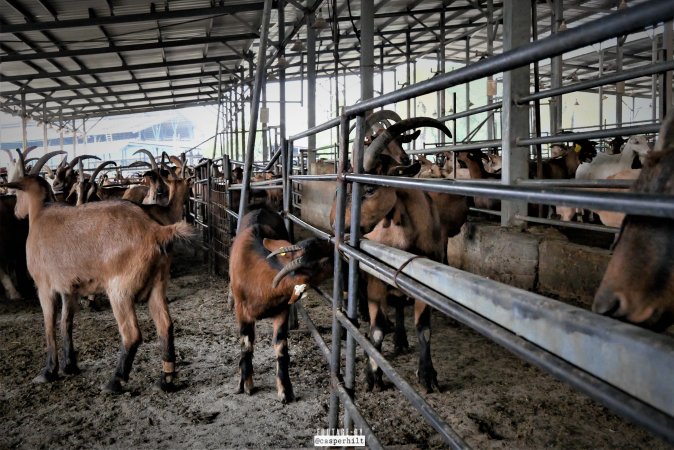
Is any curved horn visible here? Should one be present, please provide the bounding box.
[271,257,305,288]
[24,157,39,165]
[90,161,117,182]
[68,154,101,168]
[363,117,452,172]
[349,110,403,134]
[29,150,67,175]
[267,244,303,259]
[128,160,152,169]
[133,149,158,171]
[15,149,25,177]
[77,158,85,183]
[23,145,37,157]
[180,153,187,178]
[2,149,16,163]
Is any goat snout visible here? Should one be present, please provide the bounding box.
[592,289,623,317]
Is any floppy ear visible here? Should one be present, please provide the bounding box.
[3,181,23,190]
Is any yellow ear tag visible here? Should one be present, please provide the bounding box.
[574,143,581,153]
[280,252,286,256]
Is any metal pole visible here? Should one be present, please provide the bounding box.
[501,0,531,226]
[21,93,27,150]
[279,0,287,178]
[72,119,77,156]
[664,20,673,116]
[262,85,268,162]
[59,109,64,153]
[237,0,273,231]
[82,119,87,152]
[616,35,624,126]
[465,36,471,138]
[215,67,223,157]
[599,49,604,130]
[487,0,494,140]
[307,12,317,170]
[652,35,658,122]
[406,28,411,120]
[439,5,446,145]
[550,0,563,134]
[240,66,246,162]
[42,104,48,152]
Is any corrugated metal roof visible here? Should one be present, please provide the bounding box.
[0,0,666,127]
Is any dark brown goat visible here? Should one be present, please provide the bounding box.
[593,111,674,331]
[456,150,501,210]
[229,208,330,403]
[330,117,468,393]
[5,175,192,393]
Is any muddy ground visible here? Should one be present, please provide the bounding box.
[0,242,669,449]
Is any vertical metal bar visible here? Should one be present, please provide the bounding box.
[486,0,494,140]
[599,49,605,129]
[240,66,246,161]
[531,0,543,200]
[406,29,411,120]
[307,13,317,170]
[616,35,624,126]
[328,115,350,430]
[550,0,563,135]
[262,85,269,161]
[344,113,365,430]
[380,43,385,98]
[501,0,531,226]
[59,109,64,153]
[237,0,273,232]
[452,92,457,145]
[439,6,446,144]
[465,36,470,138]
[652,35,658,122]
[664,20,673,116]
[207,159,214,275]
[279,0,287,173]
[72,119,77,156]
[361,0,374,103]
[333,0,340,123]
[42,104,48,152]
[82,119,87,152]
[215,67,223,157]
[21,93,27,151]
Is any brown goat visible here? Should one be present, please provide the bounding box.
[229,208,331,403]
[330,117,468,393]
[456,150,501,210]
[5,175,192,393]
[593,111,674,331]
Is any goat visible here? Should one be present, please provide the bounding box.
[3,173,192,393]
[330,117,468,393]
[593,110,674,332]
[229,207,331,403]
[50,155,101,202]
[456,150,501,210]
[0,151,65,301]
[576,135,651,180]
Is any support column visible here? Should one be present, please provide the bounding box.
[599,50,605,129]
[72,120,77,156]
[42,105,48,152]
[21,93,27,151]
[307,12,317,169]
[664,20,673,116]
[406,29,411,120]
[652,35,659,122]
[215,67,223,157]
[240,66,246,162]
[465,36,471,138]
[487,0,495,140]
[501,0,531,226]
[616,36,624,126]
[279,0,287,176]
[237,0,273,230]
[550,0,563,134]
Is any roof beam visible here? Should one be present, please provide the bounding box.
[53,98,225,121]
[1,33,258,63]
[0,2,279,34]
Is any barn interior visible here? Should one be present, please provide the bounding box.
[1,0,674,448]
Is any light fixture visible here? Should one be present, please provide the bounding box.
[290,40,304,52]
[468,100,474,107]
[312,9,329,30]
[448,107,454,113]
[574,99,580,106]
[267,72,278,82]
[277,56,288,68]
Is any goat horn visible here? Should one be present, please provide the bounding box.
[69,155,101,167]
[29,150,67,175]
[133,149,158,171]
[363,117,452,172]
[2,149,15,162]
[267,244,303,259]
[180,153,187,178]
[24,157,39,165]
[90,161,117,182]
[272,257,305,289]
[23,145,37,157]
[349,110,403,134]
[78,158,86,183]
[15,149,25,177]
[128,160,152,169]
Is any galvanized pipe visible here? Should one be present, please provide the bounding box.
[343,0,674,117]
[345,173,674,218]
[519,123,660,146]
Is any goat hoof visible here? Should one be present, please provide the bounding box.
[158,372,178,392]
[417,367,440,394]
[61,363,81,376]
[103,378,124,395]
[32,369,59,384]
[279,391,295,404]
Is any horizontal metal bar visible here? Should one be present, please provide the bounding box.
[343,0,674,117]
[438,102,502,122]
[286,213,333,242]
[355,240,674,442]
[333,308,469,449]
[289,117,341,141]
[407,140,503,155]
[344,174,674,218]
[519,60,674,104]
[289,174,338,181]
[295,303,383,450]
[519,124,660,146]
[515,213,620,233]
[517,179,635,188]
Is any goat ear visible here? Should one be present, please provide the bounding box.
[263,238,292,258]
[3,181,23,190]
[655,109,674,152]
[397,129,421,144]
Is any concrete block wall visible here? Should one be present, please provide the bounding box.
[447,221,612,306]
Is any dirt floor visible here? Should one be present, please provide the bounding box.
[0,242,669,449]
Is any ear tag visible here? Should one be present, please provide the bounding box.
[280,252,286,256]
[574,144,581,153]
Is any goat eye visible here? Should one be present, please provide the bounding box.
[363,185,376,197]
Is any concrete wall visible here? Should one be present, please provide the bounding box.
[447,221,612,306]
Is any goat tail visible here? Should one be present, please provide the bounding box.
[156,221,194,246]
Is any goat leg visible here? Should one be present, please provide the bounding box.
[415,301,440,393]
[364,303,387,392]
[34,291,59,383]
[0,267,21,300]
[237,322,255,395]
[105,297,142,394]
[59,294,80,375]
[148,278,177,392]
[273,313,294,403]
[391,295,410,355]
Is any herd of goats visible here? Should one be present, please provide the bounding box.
[0,108,673,405]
